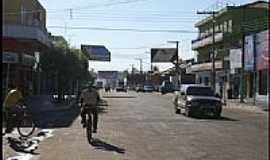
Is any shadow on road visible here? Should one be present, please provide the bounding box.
[90,138,125,154]
[32,104,81,129]
[194,116,239,121]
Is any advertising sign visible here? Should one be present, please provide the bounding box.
[97,71,118,80]
[229,49,242,70]
[81,45,111,61]
[244,35,255,71]
[2,52,19,64]
[151,48,177,63]
[256,30,269,70]
[22,54,36,66]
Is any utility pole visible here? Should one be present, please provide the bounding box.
[168,41,180,89]
[135,58,143,74]
[197,11,218,92]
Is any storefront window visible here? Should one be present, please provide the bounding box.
[204,77,209,86]
[258,70,268,95]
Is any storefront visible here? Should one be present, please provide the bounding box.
[255,30,269,107]
[2,52,19,96]
[229,49,242,99]
[190,61,225,96]
[2,52,36,96]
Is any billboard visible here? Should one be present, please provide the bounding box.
[97,71,118,80]
[81,45,111,61]
[151,48,177,63]
[244,34,255,71]
[256,30,269,70]
[229,49,242,70]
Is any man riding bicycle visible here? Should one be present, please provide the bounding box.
[79,82,100,133]
[3,85,24,134]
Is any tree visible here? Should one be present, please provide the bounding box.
[40,44,93,101]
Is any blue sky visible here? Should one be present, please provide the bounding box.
[39,0,259,72]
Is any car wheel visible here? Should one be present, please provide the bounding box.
[185,108,193,117]
[213,111,221,119]
[175,108,180,114]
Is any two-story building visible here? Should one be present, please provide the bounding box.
[191,1,269,100]
[3,0,51,96]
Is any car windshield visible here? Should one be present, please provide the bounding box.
[186,87,214,96]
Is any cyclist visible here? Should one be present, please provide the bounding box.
[79,82,100,133]
[3,84,24,134]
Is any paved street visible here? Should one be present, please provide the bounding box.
[18,91,267,160]
[2,91,269,160]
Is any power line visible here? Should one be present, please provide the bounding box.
[71,0,148,10]
[3,0,149,15]
[47,25,197,33]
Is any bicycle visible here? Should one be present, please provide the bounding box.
[85,108,94,144]
[3,104,36,137]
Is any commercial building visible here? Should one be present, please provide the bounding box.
[190,1,269,101]
[2,0,51,96]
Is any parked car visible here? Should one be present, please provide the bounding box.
[159,81,174,94]
[173,84,222,118]
[136,85,144,92]
[143,85,154,92]
[116,86,127,92]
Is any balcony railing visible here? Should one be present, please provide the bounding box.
[3,24,51,47]
[191,32,223,50]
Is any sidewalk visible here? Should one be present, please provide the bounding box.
[224,99,269,113]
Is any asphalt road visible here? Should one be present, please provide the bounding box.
[34,91,269,160]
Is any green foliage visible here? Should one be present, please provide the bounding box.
[40,44,93,96]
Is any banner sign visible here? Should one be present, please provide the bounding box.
[229,49,242,69]
[151,48,177,63]
[2,52,19,64]
[244,34,255,71]
[22,54,36,66]
[81,45,111,61]
[256,30,269,70]
[97,71,118,79]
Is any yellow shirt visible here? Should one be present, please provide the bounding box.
[3,89,23,109]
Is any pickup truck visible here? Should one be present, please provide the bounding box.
[173,84,222,118]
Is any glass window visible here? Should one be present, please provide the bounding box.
[186,86,214,96]
[228,20,232,33]
[224,21,227,32]
[204,77,209,86]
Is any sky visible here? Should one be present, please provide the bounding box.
[39,0,260,72]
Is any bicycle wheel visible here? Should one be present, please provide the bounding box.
[86,113,92,144]
[17,111,35,137]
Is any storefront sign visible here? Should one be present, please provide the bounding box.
[22,54,36,66]
[229,49,242,70]
[2,52,19,64]
[256,30,269,70]
[244,34,255,71]
[190,61,223,72]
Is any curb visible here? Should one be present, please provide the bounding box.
[223,102,267,113]
[38,100,77,112]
